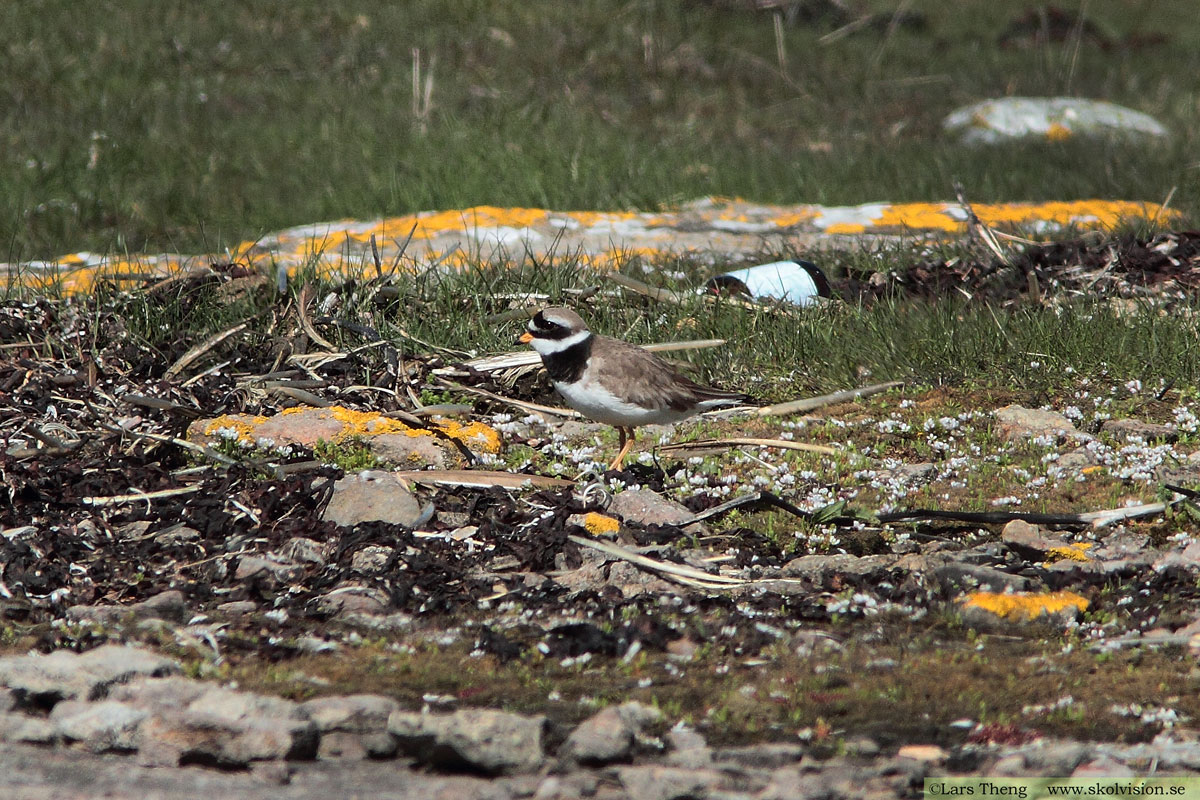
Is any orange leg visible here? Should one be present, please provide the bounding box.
[608,426,635,471]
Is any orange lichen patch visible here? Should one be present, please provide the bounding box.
[824,222,868,234]
[559,210,643,228]
[873,203,962,232]
[203,414,272,442]
[770,210,820,228]
[974,200,1177,230]
[1044,543,1093,565]
[403,206,549,239]
[4,199,1181,296]
[1045,123,1073,141]
[960,590,1089,622]
[582,512,621,536]
[434,419,502,454]
[194,407,500,454]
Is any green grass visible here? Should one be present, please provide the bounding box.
[3,0,1198,261]
[23,235,1200,402]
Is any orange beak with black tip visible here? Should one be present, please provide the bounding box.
[518,332,533,344]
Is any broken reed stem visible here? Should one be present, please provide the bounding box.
[660,437,836,456]
[164,322,248,379]
[82,485,203,507]
[756,380,904,417]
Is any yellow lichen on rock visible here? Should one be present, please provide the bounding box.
[193,406,500,455]
[434,419,502,454]
[960,590,1089,622]
[582,512,621,536]
[203,414,271,443]
[1043,543,1093,565]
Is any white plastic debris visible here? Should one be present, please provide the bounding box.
[703,260,830,306]
[943,97,1168,144]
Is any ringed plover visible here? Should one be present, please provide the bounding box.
[519,307,749,470]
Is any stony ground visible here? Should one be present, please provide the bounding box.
[5,231,1200,798]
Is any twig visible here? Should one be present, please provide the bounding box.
[165,322,248,379]
[568,535,746,589]
[878,498,1176,529]
[953,181,1010,265]
[1078,501,1171,529]
[392,469,572,490]
[433,377,582,419]
[756,381,904,417]
[297,284,337,351]
[269,386,333,407]
[660,437,836,456]
[82,485,203,507]
[370,234,383,278]
[877,508,1090,527]
[606,272,687,303]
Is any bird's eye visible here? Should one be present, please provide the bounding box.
[533,312,557,331]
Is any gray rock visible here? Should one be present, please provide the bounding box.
[50,699,147,752]
[1001,520,1069,559]
[389,708,545,775]
[437,510,471,528]
[561,701,663,765]
[1073,755,1130,776]
[616,764,724,800]
[322,470,429,528]
[780,554,895,583]
[0,711,57,744]
[932,562,1030,594]
[300,694,400,734]
[0,738,510,797]
[66,590,188,626]
[1018,740,1091,773]
[1056,446,1098,470]
[350,545,396,574]
[1102,418,1178,444]
[943,97,1168,144]
[994,405,1091,443]
[0,644,181,708]
[315,583,392,617]
[986,753,1032,777]
[314,730,368,761]
[123,682,315,767]
[235,553,304,584]
[216,600,259,616]
[607,489,707,533]
[372,433,455,469]
[186,685,303,723]
[136,709,319,768]
[844,736,881,757]
[155,524,201,547]
[1153,540,1200,572]
[665,723,711,769]
[107,676,211,710]
[279,537,330,566]
[712,742,807,769]
[759,765,880,800]
[313,728,398,761]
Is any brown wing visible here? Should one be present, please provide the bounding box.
[589,335,748,412]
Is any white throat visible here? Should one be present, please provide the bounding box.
[529,329,590,356]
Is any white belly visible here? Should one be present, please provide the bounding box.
[553,378,689,427]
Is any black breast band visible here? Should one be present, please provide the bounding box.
[542,335,592,383]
